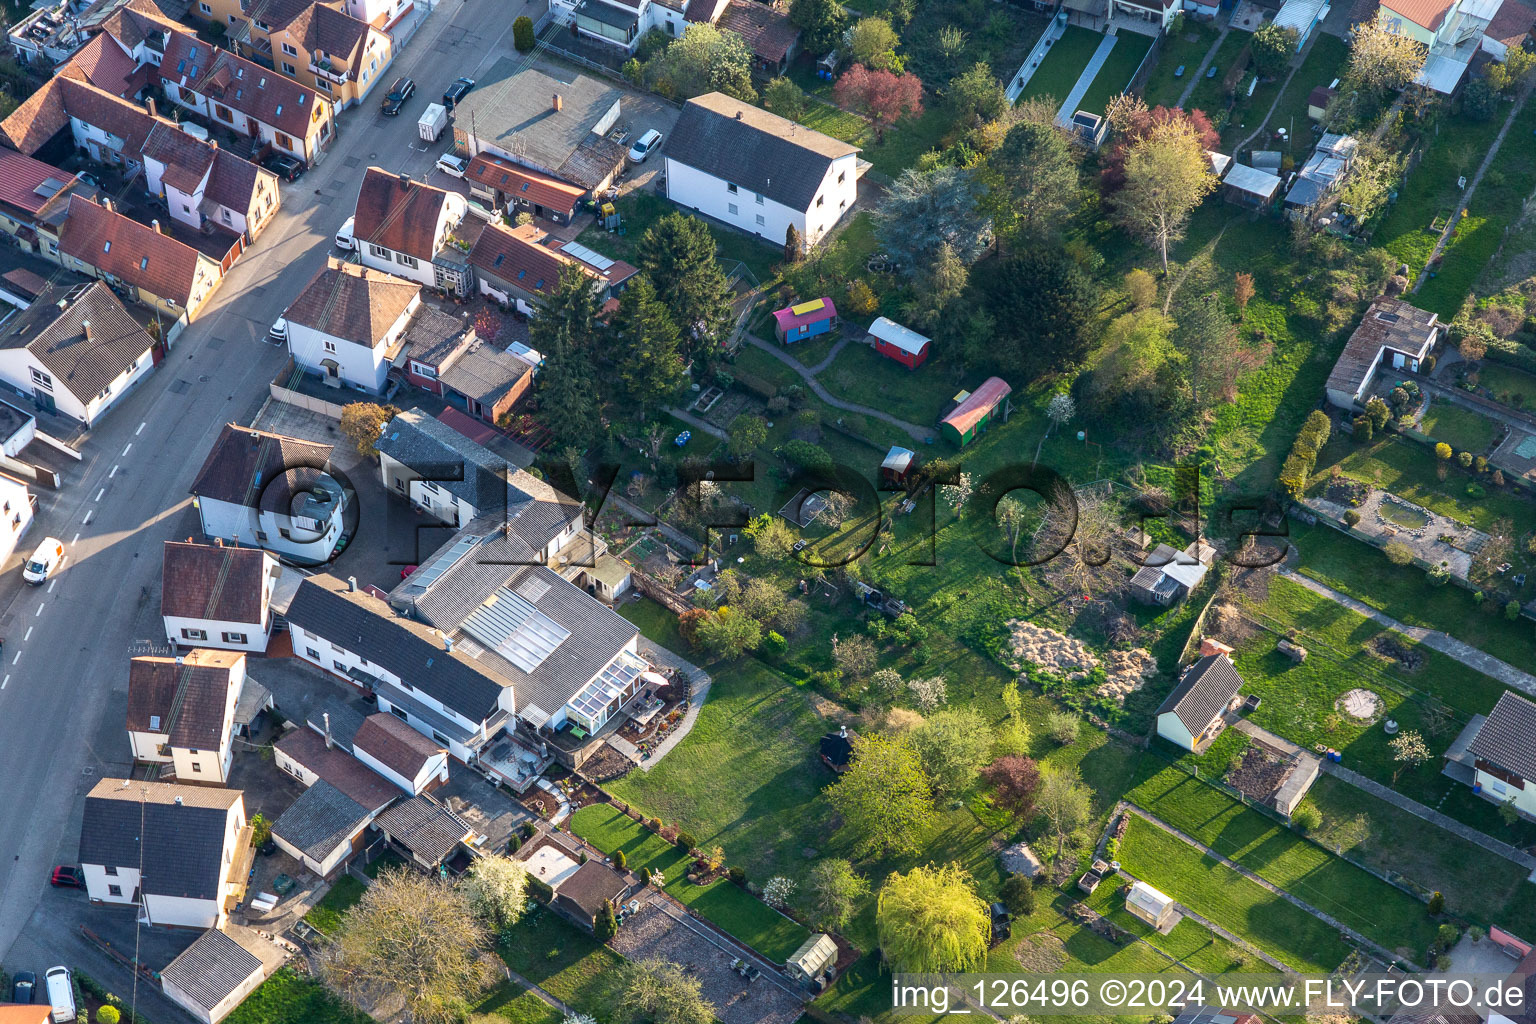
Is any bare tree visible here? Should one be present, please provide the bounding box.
[319,868,496,1023]
[1028,482,1125,596]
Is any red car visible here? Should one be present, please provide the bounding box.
[50,865,83,888]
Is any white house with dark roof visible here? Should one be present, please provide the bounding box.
[0,278,157,426]
[162,540,281,652]
[160,927,281,1024]
[125,649,247,783]
[663,91,862,250]
[271,722,404,876]
[283,258,422,393]
[78,778,251,928]
[352,711,449,794]
[189,423,346,563]
[352,167,467,289]
[1156,649,1243,752]
[1461,691,1536,819]
[1325,298,1440,410]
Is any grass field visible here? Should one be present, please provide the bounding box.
[223,969,369,1024]
[1417,401,1502,451]
[1181,31,1248,116]
[1115,815,1354,973]
[1377,111,1504,279]
[1141,23,1219,108]
[303,875,366,936]
[1128,762,1440,958]
[569,804,812,961]
[1020,26,1104,106]
[1078,32,1153,116]
[1079,880,1268,974]
[815,342,972,428]
[575,192,780,283]
[1475,360,1536,406]
[1263,36,1349,150]
[493,909,625,1016]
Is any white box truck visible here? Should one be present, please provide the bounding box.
[418,103,447,142]
[46,965,77,1022]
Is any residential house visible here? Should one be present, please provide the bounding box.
[1284,132,1358,216]
[56,196,224,323]
[452,60,627,194]
[401,305,476,393]
[0,151,80,254]
[7,0,175,68]
[160,927,281,1024]
[468,221,610,313]
[517,831,633,932]
[664,92,862,250]
[1155,648,1243,752]
[548,0,693,52]
[162,540,282,652]
[283,258,422,392]
[939,377,1011,446]
[1482,0,1536,57]
[353,167,468,289]
[160,29,335,163]
[1377,0,1502,92]
[464,152,586,225]
[272,724,404,876]
[1325,297,1440,410]
[0,1007,51,1024]
[125,649,247,783]
[371,794,473,872]
[1462,691,1536,819]
[1129,539,1213,606]
[0,473,36,570]
[189,423,347,563]
[197,0,393,107]
[141,122,281,241]
[77,778,251,928]
[352,712,449,793]
[715,0,801,75]
[0,279,158,425]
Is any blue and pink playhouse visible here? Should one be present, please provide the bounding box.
[773,297,839,344]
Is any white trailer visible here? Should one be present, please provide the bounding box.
[418,103,448,142]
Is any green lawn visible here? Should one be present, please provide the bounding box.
[493,909,625,1015]
[1475,360,1536,406]
[1115,815,1354,973]
[1078,32,1153,117]
[569,804,812,961]
[1303,774,1536,936]
[223,968,369,1024]
[574,191,780,283]
[1141,23,1219,109]
[815,343,973,428]
[1128,762,1439,958]
[1020,26,1104,106]
[1417,401,1501,451]
[471,985,562,1024]
[1263,35,1349,155]
[1079,880,1269,974]
[862,107,951,179]
[303,875,367,936]
[797,97,872,147]
[1182,31,1248,117]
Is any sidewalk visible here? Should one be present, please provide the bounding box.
[1280,570,1536,696]
[1056,34,1119,126]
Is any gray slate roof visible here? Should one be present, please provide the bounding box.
[285,572,511,722]
[1468,691,1536,782]
[305,699,367,752]
[271,779,370,859]
[403,306,473,368]
[452,59,621,180]
[1157,654,1243,733]
[78,779,241,900]
[376,407,510,512]
[0,279,156,404]
[159,928,263,1011]
[1130,543,1179,592]
[666,92,857,212]
[438,342,531,407]
[372,795,470,865]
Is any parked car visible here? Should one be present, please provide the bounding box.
[76,171,101,189]
[381,76,415,115]
[1206,64,1218,79]
[46,966,75,1023]
[628,128,663,164]
[442,76,474,108]
[49,865,82,888]
[262,153,304,182]
[335,215,356,250]
[12,971,35,1003]
[269,317,289,344]
[23,539,65,585]
[436,153,468,178]
[1174,64,1185,77]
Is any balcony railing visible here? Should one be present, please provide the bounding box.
[308,58,348,84]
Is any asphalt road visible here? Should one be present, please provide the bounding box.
[0,0,545,1015]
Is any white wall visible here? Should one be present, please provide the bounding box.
[0,474,33,568]
[1475,767,1536,817]
[1156,712,1195,751]
[355,744,448,794]
[196,495,343,563]
[664,151,857,248]
[129,728,170,764]
[355,195,465,288]
[287,320,390,392]
[0,347,89,422]
[144,892,222,929]
[271,826,355,877]
[83,863,142,906]
[166,614,271,652]
[164,959,269,1024]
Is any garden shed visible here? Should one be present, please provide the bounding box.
[867,316,931,369]
[773,298,838,344]
[1126,880,1177,930]
[881,446,916,484]
[1222,163,1282,210]
[787,932,838,984]
[940,377,1012,446]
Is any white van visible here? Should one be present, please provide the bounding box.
[22,537,64,585]
[335,215,356,251]
[45,966,76,1022]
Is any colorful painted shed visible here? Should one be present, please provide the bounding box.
[867,317,931,369]
[881,445,916,483]
[940,377,1012,446]
[772,297,838,344]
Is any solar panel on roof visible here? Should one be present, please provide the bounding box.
[34,178,64,199]
[560,241,614,272]
[461,586,570,673]
[409,534,479,590]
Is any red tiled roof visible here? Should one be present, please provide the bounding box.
[141,120,215,194]
[295,2,370,63]
[716,0,800,62]
[277,726,404,811]
[285,257,421,345]
[1381,0,1452,31]
[0,70,75,153]
[469,222,597,296]
[98,0,181,48]
[1487,0,1536,46]
[942,376,1012,437]
[465,154,584,213]
[7,72,162,157]
[69,32,151,97]
[161,27,329,140]
[58,195,211,307]
[353,166,454,261]
[0,151,76,216]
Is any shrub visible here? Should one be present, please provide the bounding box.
[1046,711,1080,745]
[97,1010,121,1024]
[777,439,835,475]
[1353,415,1374,441]
[1458,451,1474,468]
[1427,564,1451,587]
[638,866,653,885]
[513,15,535,51]
[1436,954,1453,971]
[1506,600,1522,621]
[1429,891,1445,915]
[1438,923,1461,947]
[1384,541,1415,566]
[1292,803,1322,833]
[1000,874,1036,916]
[728,866,747,885]
[762,630,788,658]
[1343,509,1361,527]
[613,849,627,870]
[676,831,697,850]
[1467,483,1487,498]
[1470,926,1486,943]
[1435,442,1453,460]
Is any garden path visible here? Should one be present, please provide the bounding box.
[740,330,932,441]
[1123,803,1424,970]
[1176,26,1231,108]
[1056,34,1120,126]
[1279,570,1536,695]
[630,640,713,767]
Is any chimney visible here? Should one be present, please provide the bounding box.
[444,635,454,653]
[101,196,113,213]
[735,110,743,120]
[173,794,183,805]
[398,171,410,189]
[323,711,333,749]
[151,219,160,234]
[175,655,184,666]
[347,576,357,592]
[552,92,562,112]
[145,96,156,118]
[81,320,91,342]
[838,724,847,739]
[214,537,223,547]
